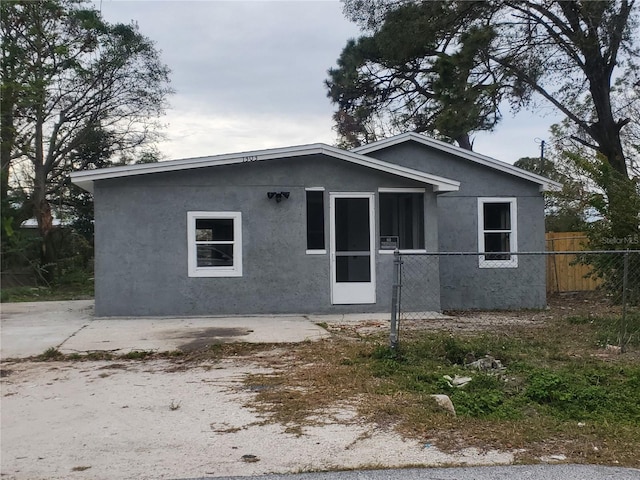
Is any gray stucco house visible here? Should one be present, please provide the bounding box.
[71,132,560,317]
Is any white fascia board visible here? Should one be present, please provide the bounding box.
[320,144,459,191]
[352,132,563,192]
[70,144,327,193]
[70,142,460,193]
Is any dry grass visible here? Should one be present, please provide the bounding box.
[21,294,639,467]
[236,296,640,467]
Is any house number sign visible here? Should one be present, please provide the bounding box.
[242,155,259,162]
[380,236,399,250]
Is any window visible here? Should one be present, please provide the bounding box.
[478,198,517,268]
[379,189,425,251]
[187,212,242,277]
[306,189,325,253]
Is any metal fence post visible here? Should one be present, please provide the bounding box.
[620,250,630,352]
[390,249,401,350]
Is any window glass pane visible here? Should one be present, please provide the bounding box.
[197,244,234,267]
[379,194,397,242]
[335,198,370,252]
[484,232,511,259]
[336,255,371,282]
[306,191,325,250]
[196,218,234,241]
[483,203,510,230]
[379,193,424,249]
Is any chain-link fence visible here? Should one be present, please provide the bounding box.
[390,250,640,350]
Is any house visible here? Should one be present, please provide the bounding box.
[70,132,561,317]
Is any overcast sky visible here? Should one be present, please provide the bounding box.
[96,0,561,164]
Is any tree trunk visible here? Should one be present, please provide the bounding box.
[590,120,628,179]
[33,87,54,273]
[0,122,13,205]
[0,69,15,205]
[455,133,473,151]
[585,60,628,178]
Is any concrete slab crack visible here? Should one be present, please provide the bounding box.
[56,323,90,350]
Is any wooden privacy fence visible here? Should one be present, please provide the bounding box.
[546,232,601,293]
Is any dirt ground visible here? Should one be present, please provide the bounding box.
[0,296,614,480]
[1,358,512,480]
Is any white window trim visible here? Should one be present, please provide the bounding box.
[306,187,326,254]
[378,187,427,253]
[187,211,243,277]
[478,198,517,268]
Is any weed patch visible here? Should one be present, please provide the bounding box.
[38,347,64,360]
[243,314,640,467]
[568,312,640,348]
[1,280,94,302]
[122,350,155,360]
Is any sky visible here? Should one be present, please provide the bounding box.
[96,0,562,165]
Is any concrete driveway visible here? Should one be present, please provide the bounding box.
[0,300,331,359]
[3,301,639,480]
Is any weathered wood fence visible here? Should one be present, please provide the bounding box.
[545,232,601,293]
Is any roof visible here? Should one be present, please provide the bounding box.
[70,143,461,193]
[20,218,65,229]
[352,132,562,192]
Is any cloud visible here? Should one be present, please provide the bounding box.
[100,1,358,113]
[157,108,337,159]
[97,1,559,164]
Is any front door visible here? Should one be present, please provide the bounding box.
[330,193,376,304]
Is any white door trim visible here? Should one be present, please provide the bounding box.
[329,192,376,305]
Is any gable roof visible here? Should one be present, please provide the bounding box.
[352,132,562,192]
[70,142,460,193]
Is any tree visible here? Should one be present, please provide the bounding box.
[329,0,639,182]
[0,0,171,264]
[327,1,503,149]
[514,156,590,232]
[60,126,160,242]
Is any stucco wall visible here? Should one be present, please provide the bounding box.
[93,154,440,316]
[363,142,547,309]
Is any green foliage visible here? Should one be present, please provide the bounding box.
[514,156,590,232]
[567,152,640,239]
[332,0,638,179]
[568,313,640,349]
[362,321,640,425]
[451,374,507,418]
[0,280,94,302]
[1,0,171,276]
[551,147,640,310]
[1,0,170,287]
[524,366,640,422]
[328,1,501,148]
[39,347,64,360]
[122,350,154,360]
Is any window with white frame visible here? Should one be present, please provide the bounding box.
[379,188,425,251]
[478,198,517,268]
[187,212,242,277]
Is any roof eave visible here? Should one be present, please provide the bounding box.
[353,132,561,191]
[70,142,460,193]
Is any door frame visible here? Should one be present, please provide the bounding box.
[329,192,376,305]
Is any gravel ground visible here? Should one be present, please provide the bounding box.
[1,357,513,480]
[0,296,621,479]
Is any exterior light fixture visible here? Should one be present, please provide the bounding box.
[267,191,290,203]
